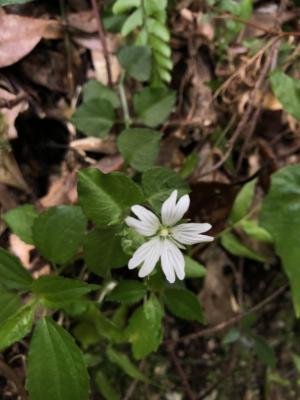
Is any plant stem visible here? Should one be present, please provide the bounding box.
[118,72,131,128]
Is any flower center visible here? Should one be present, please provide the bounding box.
[159,227,169,237]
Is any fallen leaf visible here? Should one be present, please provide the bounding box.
[91,50,121,85]
[70,136,117,155]
[67,11,97,33]
[9,234,34,269]
[40,172,77,208]
[0,89,28,139]
[0,14,51,68]
[0,149,29,192]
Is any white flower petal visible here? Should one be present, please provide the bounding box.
[172,223,212,234]
[161,191,190,226]
[128,239,157,269]
[138,238,162,278]
[125,216,157,236]
[161,190,178,226]
[131,205,160,231]
[167,240,185,280]
[171,223,213,245]
[161,239,176,283]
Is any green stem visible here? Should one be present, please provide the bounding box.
[118,72,131,128]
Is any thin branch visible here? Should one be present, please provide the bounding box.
[165,284,288,345]
[167,346,197,400]
[90,0,113,86]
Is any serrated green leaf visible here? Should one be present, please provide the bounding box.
[31,276,99,307]
[3,204,38,244]
[184,256,206,278]
[133,87,175,127]
[107,347,149,382]
[270,71,300,121]
[95,371,120,400]
[117,128,161,171]
[127,298,163,359]
[260,164,300,316]
[121,8,143,36]
[113,0,140,14]
[108,280,146,304]
[229,179,256,223]
[142,167,189,212]
[71,98,115,138]
[32,206,87,265]
[221,232,266,262]
[0,288,21,324]
[0,248,33,290]
[27,318,90,400]
[82,80,120,108]
[146,18,170,41]
[118,45,152,82]
[0,303,36,350]
[149,35,171,58]
[78,168,144,227]
[83,227,128,277]
[164,287,204,323]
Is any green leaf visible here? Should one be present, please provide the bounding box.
[82,80,120,108]
[143,294,164,327]
[121,8,143,36]
[144,0,167,14]
[220,232,266,262]
[146,18,170,41]
[270,71,300,121]
[0,303,36,350]
[3,204,38,244]
[239,219,273,243]
[0,288,21,324]
[118,45,152,82]
[179,153,199,179]
[83,227,128,277]
[127,297,163,359]
[0,248,33,290]
[31,276,99,307]
[32,206,87,265]
[229,179,256,223]
[95,372,120,400]
[113,0,140,14]
[184,256,206,278]
[142,167,189,212]
[78,168,144,227]
[27,318,90,400]
[133,87,175,127]
[260,164,300,316]
[108,280,146,304]
[107,347,149,382]
[164,287,204,323]
[252,334,276,368]
[117,128,161,172]
[71,98,115,138]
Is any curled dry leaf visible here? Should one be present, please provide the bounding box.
[0,14,52,68]
[9,234,34,269]
[0,150,29,192]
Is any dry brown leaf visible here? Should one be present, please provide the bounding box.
[40,172,77,208]
[67,11,97,33]
[0,14,53,68]
[93,154,124,174]
[0,89,28,139]
[0,149,29,192]
[9,234,34,269]
[70,136,117,155]
[91,51,121,84]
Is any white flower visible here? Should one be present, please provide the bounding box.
[125,190,213,283]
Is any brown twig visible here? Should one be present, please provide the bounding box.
[212,13,300,37]
[90,0,113,86]
[167,346,197,400]
[0,359,27,400]
[165,284,288,345]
